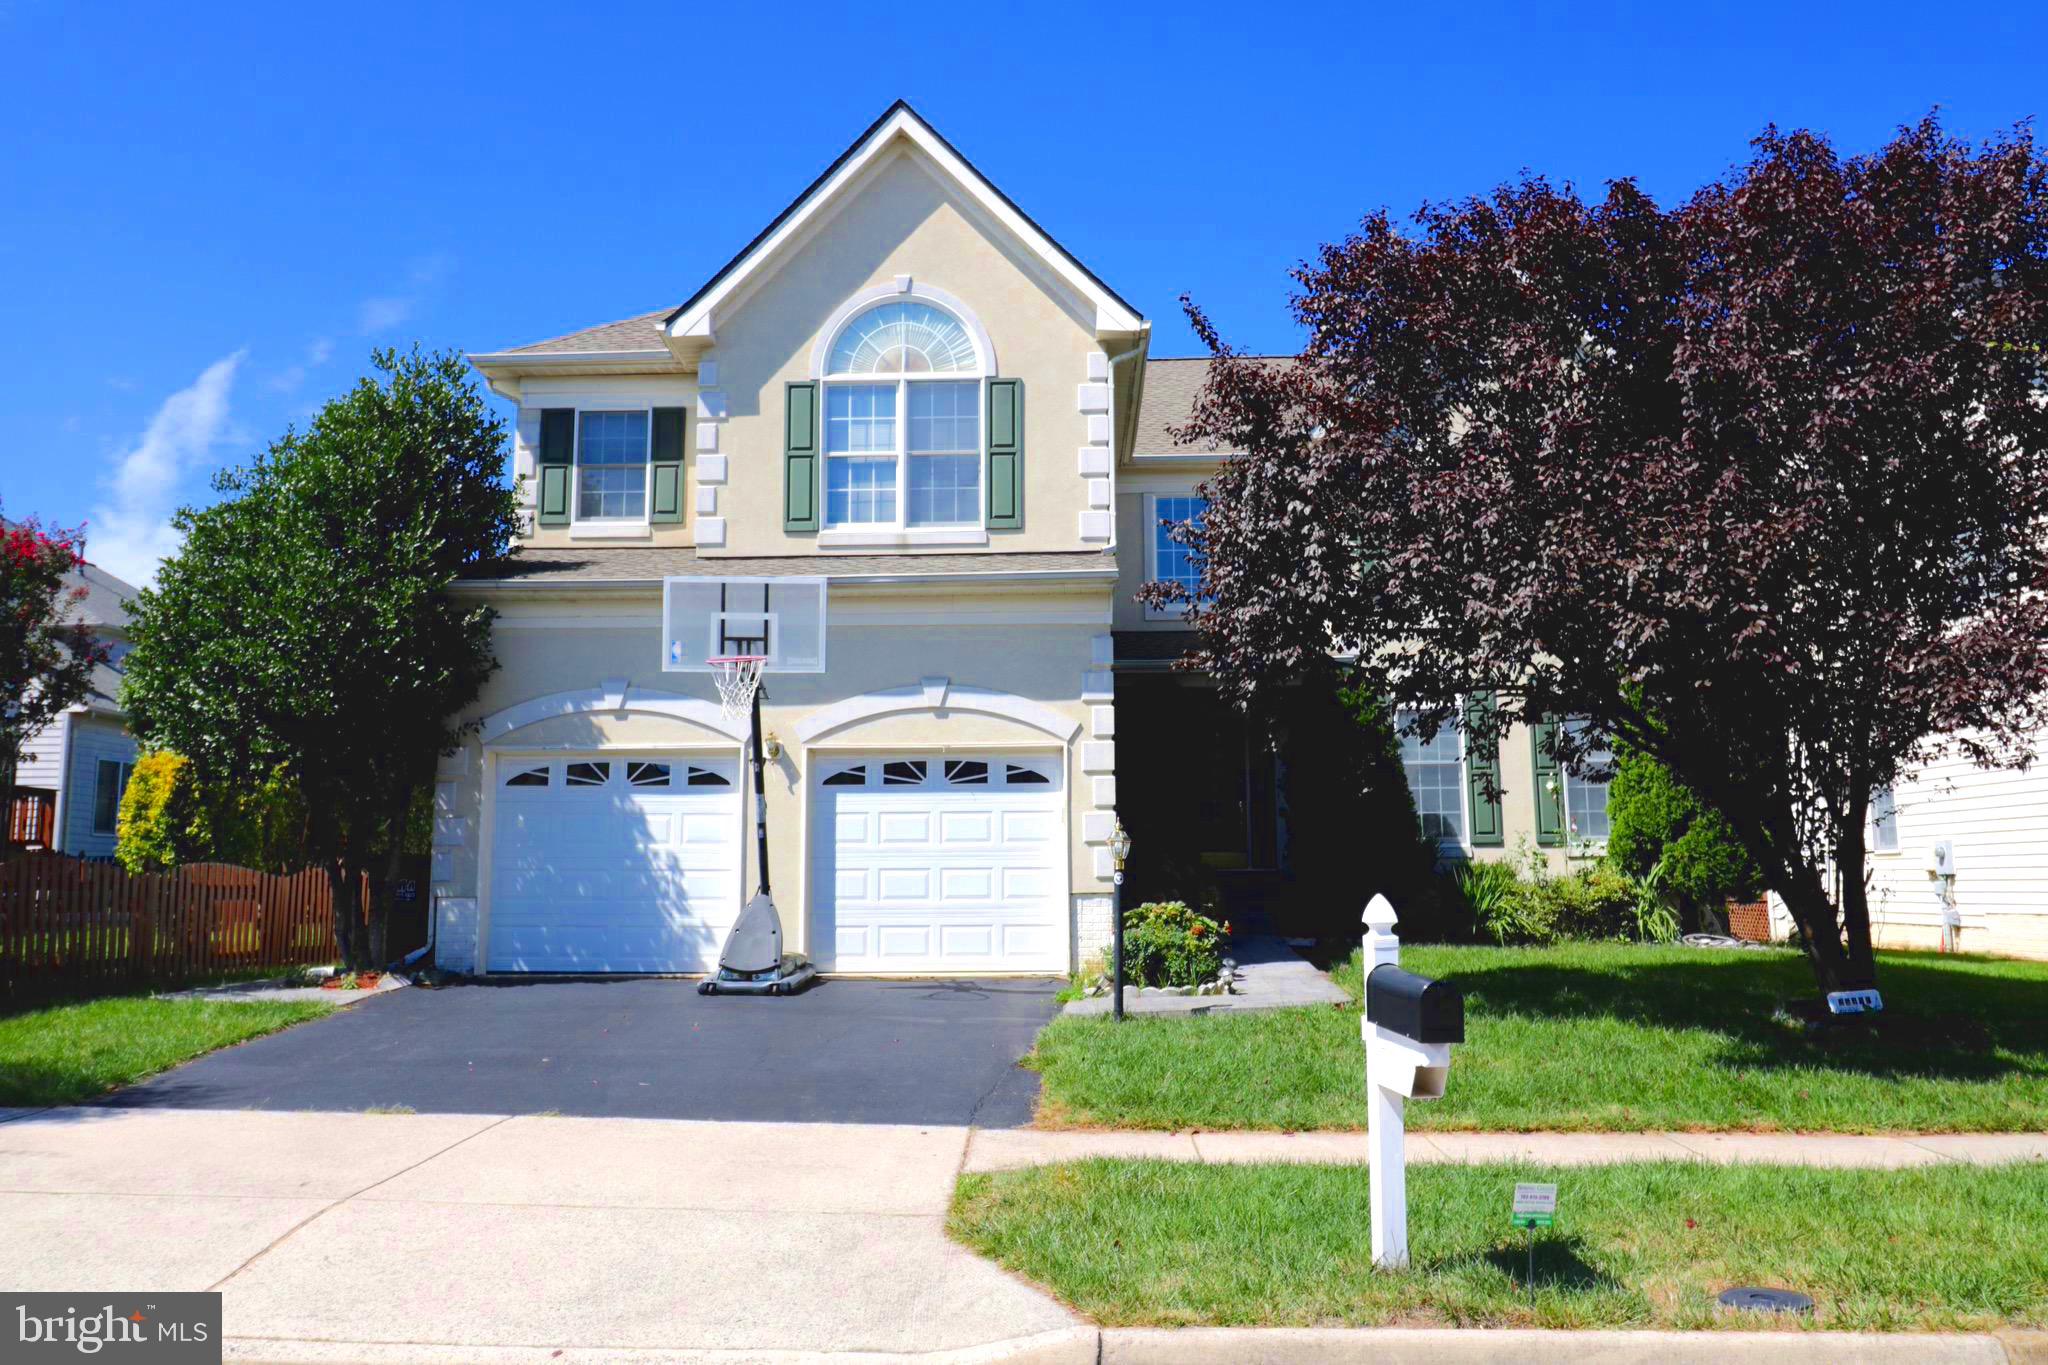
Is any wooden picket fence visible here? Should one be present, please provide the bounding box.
[0,851,355,1006]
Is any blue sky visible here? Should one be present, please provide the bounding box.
[3,1,2041,585]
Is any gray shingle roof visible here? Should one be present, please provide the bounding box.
[460,547,1117,586]
[502,308,674,356]
[1133,356,1293,457]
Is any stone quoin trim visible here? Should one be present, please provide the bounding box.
[694,358,727,546]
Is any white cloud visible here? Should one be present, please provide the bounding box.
[307,336,333,365]
[357,296,414,334]
[87,351,245,587]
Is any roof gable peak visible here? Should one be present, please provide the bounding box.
[662,102,1144,356]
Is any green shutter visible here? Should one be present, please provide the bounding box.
[784,381,819,532]
[1530,716,1566,847]
[986,377,1023,530]
[1465,692,1505,848]
[536,408,575,528]
[650,406,686,525]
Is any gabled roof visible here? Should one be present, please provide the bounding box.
[1132,356,1294,457]
[663,101,1146,349]
[502,308,671,357]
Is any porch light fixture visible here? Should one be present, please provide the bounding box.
[1108,816,1131,1022]
[763,731,783,762]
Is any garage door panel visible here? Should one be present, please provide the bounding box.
[939,866,993,901]
[877,867,931,901]
[487,753,740,974]
[814,753,1065,974]
[878,812,930,843]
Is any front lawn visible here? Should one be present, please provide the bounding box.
[1028,942,2048,1132]
[0,996,332,1107]
[950,1158,2048,1331]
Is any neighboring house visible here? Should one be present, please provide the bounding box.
[433,102,1599,978]
[5,556,139,859]
[1814,748,2048,959]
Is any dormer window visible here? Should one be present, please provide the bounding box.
[822,301,982,530]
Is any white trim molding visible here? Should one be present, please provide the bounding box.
[808,279,999,379]
[480,683,748,745]
[792,680,1082,745]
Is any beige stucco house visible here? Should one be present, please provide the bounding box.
[428,102,1599,978]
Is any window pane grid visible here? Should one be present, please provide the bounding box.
[1561,718,1612,843]
[577,410,649,520]
[1398,712,1466,845]
[1153,497,1207,599]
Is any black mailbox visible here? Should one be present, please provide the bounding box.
[1366,965,1465,1044]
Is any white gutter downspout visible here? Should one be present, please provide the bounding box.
[1102,329,1150,556]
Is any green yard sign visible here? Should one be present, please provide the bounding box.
[1512,1182,1557,1230]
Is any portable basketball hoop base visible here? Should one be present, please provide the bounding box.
[700,654,817,997]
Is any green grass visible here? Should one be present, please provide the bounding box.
[950,1159,2048,1331]
[0,996,332,1107]
[1028,942,2048,1132]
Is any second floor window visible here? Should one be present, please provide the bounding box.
[1146,495,1207,619]
[577,410,650,521]
[823,301,982,530]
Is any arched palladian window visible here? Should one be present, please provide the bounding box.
[821,300,983,529]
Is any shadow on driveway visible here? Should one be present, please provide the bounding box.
[100,976,1062,1127]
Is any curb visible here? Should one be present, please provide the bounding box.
[224,1326,2048,1363]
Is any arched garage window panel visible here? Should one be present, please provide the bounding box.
[820,299,984,531]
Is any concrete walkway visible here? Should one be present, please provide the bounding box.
[965,1126,2048,1171]
[1062,934,1351,1016]
[0,1107,1071,1359]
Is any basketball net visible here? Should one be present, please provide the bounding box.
[709,655,767,722]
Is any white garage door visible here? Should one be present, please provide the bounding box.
[813,754,1066,974]
[487,754,742,973]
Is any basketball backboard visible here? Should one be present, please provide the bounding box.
[662,576,827,673]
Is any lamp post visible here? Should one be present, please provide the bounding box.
[1108,816,1132,1022]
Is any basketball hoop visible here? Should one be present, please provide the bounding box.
[708,655,767,721]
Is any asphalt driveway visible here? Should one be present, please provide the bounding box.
[104,976,1063,1126]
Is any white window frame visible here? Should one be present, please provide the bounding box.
[1558,718,1613,853]
[1871,786,1901,854]
[1396,704,1469,856]
[818,300,986,537]
[92,759,134,835]
[572,406,654,528]
[1144,492,1208,621]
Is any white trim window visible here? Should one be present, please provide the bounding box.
[822,301,982,531]
[1871,786,1900,853]
[1396,708,1466,848]
[1560,717,1612,847]
[1144,493,1208,620]
[92,759,135,835]
[576,409,651,522]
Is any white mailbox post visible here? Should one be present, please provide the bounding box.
[1362,893,1463,1269]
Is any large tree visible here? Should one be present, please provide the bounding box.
[124,348,521,967]
[1,510,107,818]
[1157,118,2048,996]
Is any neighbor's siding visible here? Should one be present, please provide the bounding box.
[62,716,137,859]
[1862,736,2048,959]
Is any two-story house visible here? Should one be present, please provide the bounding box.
[431,102,1610,978]
[4,548,140,859]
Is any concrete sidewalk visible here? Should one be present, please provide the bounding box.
[965,1126,2048,1171]
[0,1107,1071,1359]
